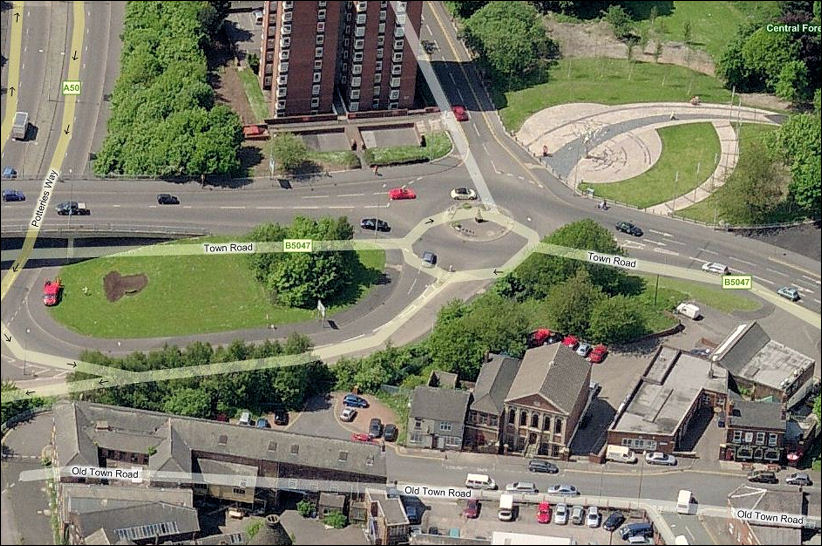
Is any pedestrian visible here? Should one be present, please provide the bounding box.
[542,145,549,157]
[373,164,379,176]
[670,112,677,120]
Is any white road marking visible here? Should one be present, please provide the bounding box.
[801,275,821,285]
[753,275,775,286]
[302,195,329,199]
[729,256,757,267]
[621,240,645,250]
[813,298,821,304]
[648,229,673,237]
[373,191,387,195]
[490,160,499,173]
[666,239,687,246]
[653,248,679,256]
[338,193,364,197]
[326,206,355,209]
[699,248,719,255]
[408,277,418,294]
[794,284,815,294]
[342,334,364,343]
[257,206,282,209]
[362,204,389,209]
[219,206,244,209]
[456,87,465,103]
[765,267,789,277]
[689,256,709,263]
[644,239,666,247]
[473,124,480,136]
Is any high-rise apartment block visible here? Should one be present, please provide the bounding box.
[258,1,421,118]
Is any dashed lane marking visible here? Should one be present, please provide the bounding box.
[648,229,673,237]
[765,267,789,277]
[802,275,821,285]
[753,275,775,286]
[653,248,679,256]
[729,256,758,267]
[644,239,666,246]
[698,248,719,255]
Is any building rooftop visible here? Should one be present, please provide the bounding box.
[727,399,786,430]
[506,344,590,414]
[610,347,728,436]
[61,484,193,524]
[728,485,802,545]
[713,322,815,390]
[470,354,521,416]
[428,370,459,389]
[410,386,470,423]
[73,501,200,544]
[367,489,409,526]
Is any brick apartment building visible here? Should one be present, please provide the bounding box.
[258,1,421,117]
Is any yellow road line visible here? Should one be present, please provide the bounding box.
[0,1,24,155]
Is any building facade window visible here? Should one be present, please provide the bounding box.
[350,89,360,100]
[392,51,403,63]
[531,414,539,428]
[768,433,778,447]
[519,411,527,426]
[314,59,323,70]
[355,25,365,37]
[312,84,321,96]
[446,436,462,446]
[313,72,322,83]
[316,35,324,45]
[350,101,359,111]
[353,51,363,62]
[756,432,766,445]
[377,35,384,46]
[315,47,324,58]
[374,73,382,83]
[357,13,366,24]
[415,418,423,429]
[390,77,400,87]
[554,418,562,434]
[391,64,402,76]
[733,430,743,443]
[352,64,362,75]
[409,432,423,444]
[355,39,364,50]
[233,488,246,495]
[318,8,326,20]
[439,421,453,432]
[373,85,381,96]
[317,22,325,32]
[351,76,361,87]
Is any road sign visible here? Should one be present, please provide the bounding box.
[317,299,326,318]
[62,80,81,95]
[722,275,752,290]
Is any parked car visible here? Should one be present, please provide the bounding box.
[505,482,538,494]
[645,451,677,466]
[603,510,625,532]
[528,459,559,473]
[421,251,437,267]
[2,188,24,201]
[2,167,19,180]
[561,335,579,350]
[351,432,373,443]
[450,187,477,200]
[576,343,592,357]
[546,484,579,496]
[157,193,179,205]
[369,418,383,438]
[388,187,416,200]
[785,472,813,486]
[340,407,357,422]
[589,381,601,397]
[689,348,712,357]
[571,505,585,525]
[383,424,398,442]
[589,344,608,363]
[452,105,469,121]
[615,221,643,237]
[360,218,391,232]
[587,506,601,528]
[537,502,552,524]
[528,328,552,347]
[256,417,270,428]
[343,394,369,408]
[747,470,778,484]
[273,409,288,426]
[554,503,569,525]
[239,411,251,426]
[702,262,729,274]
[777,286,800,302]
[463,499,479,519]
[43,279,62,306]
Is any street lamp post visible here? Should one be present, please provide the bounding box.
[23,327,31,376]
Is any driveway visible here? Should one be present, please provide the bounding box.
[288,392,399,443]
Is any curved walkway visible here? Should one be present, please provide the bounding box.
[515,102,780,215]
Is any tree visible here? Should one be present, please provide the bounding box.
[323,510,347,529]
[163,388,212,418]
[774,112,821,214]
[588,295,648,344]
[269,132,309,173]
[774,60,810,104]
[247,52,260,74]
[603,5,634,41]
[444,0,488,19]
[297,500,315,518]
[716,30,758,92]
[545,269,605,337]
[741,28,798,92]
[682,20,692,45]
[814,394,821,422]
[718,139,786,225]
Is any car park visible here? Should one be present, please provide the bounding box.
[587,506,601,528]
[554,503,569,525]
[383,424,398,442]
[388,187,416,200]
[360,218,390,232]
[157,193,179,205]
[777,286,800,301]
[369,418,383,438]
[645,451,677,466]
[576,343,592,357]
[505,482,538,494]
[273,409,288,426]
[256,417,270,428]
[452,105,469,121]
[421,251,437,267]
[340,407,357,422]
[463,499,479,519]
[450,187,477,200]
[561,335,579,350]
[615,221,643,237]
[351,432,373,443]
[571,505,585,525]
[537,502,551,523]
[603,510,625,532]
[785,472,812,486]
[343,394,369,408]
[547,484,579,496]
[589,344,608,363]
[2,167,19,180]
[702,262,729,274]
[528,459,559,473]
[747,470,778,484]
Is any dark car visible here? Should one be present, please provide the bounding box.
[369,418,383,438]
[615,221,643,237]
[383,424,398,442]
[273,409,288,426]
[747,470,778,484]
[421,251,437,268]
[528,459,559,473]
[360,218,390,232]
[603,510,625,532]
[55,201,90,215]
[157,193,180,205]
[2,189,25,201]
[256,417,270,428]
[343,394,369,408]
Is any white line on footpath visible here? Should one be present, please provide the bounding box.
[342,334,364,343]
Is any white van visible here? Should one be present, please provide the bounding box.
[676,489,695,515]
[606,445,638,464]
[239,411,251,426]
[675,303,701,320]
[465,473,497,490]
[675,536,689,545]
[498,493,514,521]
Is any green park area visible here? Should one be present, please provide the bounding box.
[636,274,761,314]
[364,131,453,166]
[237,66,269,123]
[49,239,385,338]
[498,58,735,132]
[579,122,721,209]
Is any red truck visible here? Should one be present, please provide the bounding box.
[43,278,62,306]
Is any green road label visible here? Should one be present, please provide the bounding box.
[61,80,81,95]
[283,239,313,253]
[202,242,254,254]
[722,275,752,290]
[587,250,637,269]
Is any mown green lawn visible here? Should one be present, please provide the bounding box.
[49,239,385,338]
[579,122,721,209]
[307,150,361,171]
[636,274,761,314]
[237,67,269,123]
[365,131,452,166]
[499,58,735,132]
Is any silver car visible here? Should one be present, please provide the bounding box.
[547,484,579,496]
[777,286,800,301]
[554,503,569,525]
[576,343,592,357]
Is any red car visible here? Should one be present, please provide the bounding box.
[463,499,479,519]
[43,279,62,306]
[537,501,552,524]
[561,335,579,350]
[351,432,373,443]
[388,187,416,200]
[528,328,552,347]
[588,344,608,363]
[452,105,469,121]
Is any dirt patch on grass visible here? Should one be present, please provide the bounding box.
[104,271,148,302]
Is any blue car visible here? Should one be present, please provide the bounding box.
[256,417,270,428]
[343,394,369,408]
[2,189,25,201]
